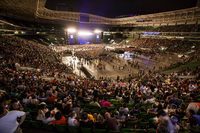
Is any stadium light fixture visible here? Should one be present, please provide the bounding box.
[94,29,102,34]
[14,31,19,34]
[66,28,77,33]
[70,35,74,39]
[78,31,93,36]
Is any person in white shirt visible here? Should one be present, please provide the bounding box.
[0,104,26,133]
[36,102,48,121]
[42,111,55,124]
[68,111,79,127]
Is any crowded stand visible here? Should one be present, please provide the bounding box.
[1,0,200,132]
[112,38,200,71]
[133,24,200,32]
[0,36,72,76]
[0,33,200,133]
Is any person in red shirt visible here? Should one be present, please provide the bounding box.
[47,93,57,104]
[50,111,67,125]
[100,99,112,108]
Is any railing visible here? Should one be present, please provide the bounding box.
[79,66,93,79]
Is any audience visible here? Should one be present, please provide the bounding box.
[0,35,199,133]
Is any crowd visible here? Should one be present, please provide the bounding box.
[0,36,72,77]
[0,61,199,133]
[114,38,200,71]
[133,24,200,32]
[0,36,200,133]
[124,38,200,55]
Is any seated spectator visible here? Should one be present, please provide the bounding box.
[188,110,200,127]
[36,102,48,121]
[147,103,163,115]
[186,102,200,114]
[192,114,200,126]
[0,104,26,133]
[29,95,39,105]
[68,111,79,127]
[156,110,179,133]
[119,104,129,115]
[170,116,180,133]
[88,113,95,122]
[72,103,81,119]
[42,111,55,124]
[47,93,57,104]
[99,99,112,108]
[22,94,30,105]
[89,99,101,108]
[50,111,67,125]
[50,106,59,115]
[38,92,47,101]
[104,112,120,132]
[157,118,169,133]
[95,113,106,129]
[79,112,94,128]
[63,102,73,116]
[10,99,23,111]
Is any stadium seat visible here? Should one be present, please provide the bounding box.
[80,127,93,133]
[68,126,79,133]
[94,128,107,133]
[54,125,67,133]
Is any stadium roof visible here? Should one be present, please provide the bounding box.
[0,0,199,27]
[45,0,198,18]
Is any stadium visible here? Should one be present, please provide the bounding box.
[0,0,200,133]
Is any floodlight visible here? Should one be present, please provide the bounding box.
[14,31,19,34]
[78,31,93,36]
[94,29,102,34]
[66,28,77,33]
[70,35,74,39]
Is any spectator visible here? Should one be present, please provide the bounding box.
[79,112,94,128]
[42,111,55,124]
[0,104,26,133]
[10,99,23,111]
[186,102,200,114]
[50,111,67,125]
[104,112,120,132]
[36,102,48,121]
[100,99,112,108]
[157,110,179,133]
[68,111,79,127]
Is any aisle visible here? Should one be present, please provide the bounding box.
[62,55,139,80]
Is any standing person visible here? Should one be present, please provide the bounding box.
[0,104,26,133]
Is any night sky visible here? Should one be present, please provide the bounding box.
[46,0,198,18]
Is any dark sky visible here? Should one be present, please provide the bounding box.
[46,0,198,18]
